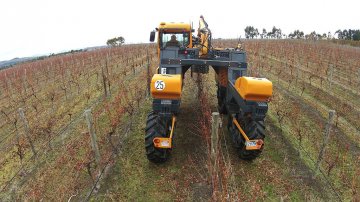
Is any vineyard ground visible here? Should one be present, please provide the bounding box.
[94,70,329,201]
[1,40,358,201]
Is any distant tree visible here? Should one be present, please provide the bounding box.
[244,26,252,39]
[353,30,360,41]
[335,29,360,41]
[254,28,259,38]
[261,28,267,39]
[273,27,279,38]
[288,30,304,39]
[347,29,353,40]
[267,26,282,39]
[335,30,344,39]
[316,33,322,40]
[327,32,332,39]
[267,31,273,39]
[274,27,282,39]
[244,26,259,39]
[342,29,349,40]
[307,31,319,40]
[106,36,125,47]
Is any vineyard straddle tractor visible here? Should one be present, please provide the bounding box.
[145,16,273,162]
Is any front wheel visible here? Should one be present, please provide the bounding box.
[217,84,227,114]
[228,115,265,160]
[145,111,171,163]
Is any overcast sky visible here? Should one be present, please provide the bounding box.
[0,0,359,61]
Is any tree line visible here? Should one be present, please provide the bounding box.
[244,26,360,41]
[106,36,125,47]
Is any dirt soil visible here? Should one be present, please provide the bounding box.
[94,70,333,201]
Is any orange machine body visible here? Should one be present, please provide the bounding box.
[235,77,273,102]
[151,74,182,99]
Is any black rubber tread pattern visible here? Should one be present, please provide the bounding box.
[145,111,170,163]
[228,115,265,160]
[217,84,227,114]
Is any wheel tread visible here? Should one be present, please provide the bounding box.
[144,111,171,163]
[229,117,266,160]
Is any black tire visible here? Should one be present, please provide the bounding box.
[228,116,265,160]
[217,84,227,114]
[145,111,171,163]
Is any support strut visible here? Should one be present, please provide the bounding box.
[153,116,176,148]
[232,116,263,150]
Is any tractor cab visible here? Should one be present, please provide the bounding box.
[150,22,194,57]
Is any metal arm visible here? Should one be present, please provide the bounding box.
[197,15,212,57]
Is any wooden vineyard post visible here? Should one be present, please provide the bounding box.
[328,64,334,90]
[22,68,27,94]
[358,69,360,94]
[84,109,101,167]
[105,54,111,97]
[133,57,136,75]
[101,60,108,98]
[316,110,336,174]
[146,49,151,97]
[18,108,36,157]
[211,112,220,189]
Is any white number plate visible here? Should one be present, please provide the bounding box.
[161,100,172,105]
[155,80,165,90]
[160,140,170,147]
[245,140,262,150]
[245,141,257,147]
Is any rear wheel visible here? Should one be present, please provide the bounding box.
[145,111,171,163]
[228,115,265,160]
[217,84,227,114]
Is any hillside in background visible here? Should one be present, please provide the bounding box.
[0,40,359,201]
[0,46,108,69]
[0,57,38,69]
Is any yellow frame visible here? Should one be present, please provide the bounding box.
[233,118,263,150]
[153,116,176,149]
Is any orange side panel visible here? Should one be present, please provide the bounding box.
[151,74,182,99]
[235,77,273,102]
